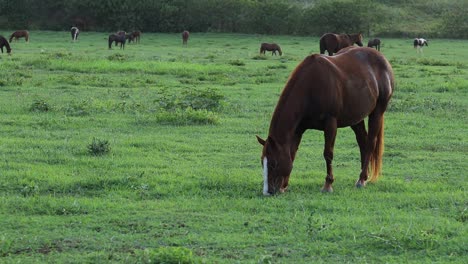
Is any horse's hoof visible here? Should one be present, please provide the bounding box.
[321,186,333,193]
[355,180,366,188]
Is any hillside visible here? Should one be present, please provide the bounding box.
[0,0,466,38]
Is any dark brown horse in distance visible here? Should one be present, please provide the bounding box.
[367,38,381,51]
[131,31,141,43]
[0,35,12,54]
[319,33,363,55]
[260,43,282,56]
[257,47,394,195]
[108,34,126,49]
[182,30,189,45]
[9,30,29,43]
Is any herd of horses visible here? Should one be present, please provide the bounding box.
[0,28,188,53]
[0,28,429,196]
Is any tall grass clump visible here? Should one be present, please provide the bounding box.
[149,87,225,125]
[30,99,51,112]
[135,247,195,264]
[87,138,111,156]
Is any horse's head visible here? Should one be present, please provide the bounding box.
[356,33,364,47]
[256,135,292,196]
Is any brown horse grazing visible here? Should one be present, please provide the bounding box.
[260,43,282,56]
[108,34,126,49]
[182,30,189,45]
[256,47,394,195]
[131,31,141,43]
[367,38,381,51]
[0,35,12,54]
[319,33,363,56]
[9,30,29,43]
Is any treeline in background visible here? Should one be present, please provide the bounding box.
[1,0,467,38]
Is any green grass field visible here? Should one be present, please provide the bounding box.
[0,31,466,263]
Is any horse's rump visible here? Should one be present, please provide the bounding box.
[182,30,189,45]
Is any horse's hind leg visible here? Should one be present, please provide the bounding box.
[351,121,368,187]
[357,109,384,187]
[322,117,338,192]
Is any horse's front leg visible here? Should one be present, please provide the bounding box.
[322,117,337,192]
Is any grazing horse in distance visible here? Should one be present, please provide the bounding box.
[367,38,381,51]
[260,43,282,56]
[131,31,141,43]
[0,35,12,54]
[71,27,80,41]
[319,33,363,56]
[125,33,134,43]
[108,34,126,49]
[9,30,29,43]
[256,47,394,195]
[414,38,428,53]
[182,30,189,46]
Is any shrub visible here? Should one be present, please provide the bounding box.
[107,53,129,61]
[30,99,51,112]
[155,108,219,125]
[252,55,267,60]
[64,100,91,116]
[155,88,224,112]
[228,59,245,66]
[87,138,111,156]
[136,247,195,264]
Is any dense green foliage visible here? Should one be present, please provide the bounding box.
[0,31,466,262]
[0,0,467,38]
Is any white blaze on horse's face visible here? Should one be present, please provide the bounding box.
[263,157,270,196]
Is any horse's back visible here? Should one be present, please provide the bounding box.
[290,47,393,127]
[334,47,393,112]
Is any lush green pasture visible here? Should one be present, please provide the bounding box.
[0,31,466,263]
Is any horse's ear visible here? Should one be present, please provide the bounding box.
[256,135,266,146]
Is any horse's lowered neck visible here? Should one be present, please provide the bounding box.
[268,92,306,154]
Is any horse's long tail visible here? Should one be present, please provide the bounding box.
[369,116,385,182]
[319,39,325,54]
